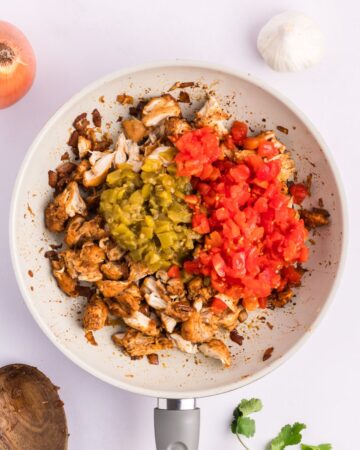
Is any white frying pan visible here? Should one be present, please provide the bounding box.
[9,61,346,450]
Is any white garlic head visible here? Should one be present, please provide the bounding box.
[257,11,325,72]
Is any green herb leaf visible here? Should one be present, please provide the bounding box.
[234,416,256,438]
[301,444,332,450]
[270,422,307,450]
[238,398,263,417]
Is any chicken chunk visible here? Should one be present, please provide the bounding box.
[77,135,92,158]
[112,329,173,357]
[218,308,241,330]
[83,295,108,331]
[45,181,87,232]
[99,237,125,261]
[72,159,91,182]
[163,117,192,137]
[123,311,159,336]
[195,96,229,135]
[50,258,78,297]
[122,118,147,143]
[166,300,192,322]
[111,284,142,317]
[113,132,143,172]
[166,278,185,298]
[160,313,177,333]
[181,311,217,343]
[64,215,107,247]
[170,333,198,354]
[61,242,105,282]
[96,280,131,297]
[128,260,151,282]
[101,261,128,280]
[142,94,181,127]
[187,277,214,303]
[300,208,330,229]
[83,152,114,187]
[199,339,231,367]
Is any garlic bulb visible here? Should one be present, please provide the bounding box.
[257,11,325,72]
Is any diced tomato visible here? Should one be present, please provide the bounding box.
[184,195,199,205]
[242,297,259,311]
[177,127,309,311]
[211,297,228,313]
[258,297,268,308]
[167,265,180,278]
[212,253,226,277]
[192,213,210,234]
[258,141,278,159]
[282,266,302,286]
[243,137,260,150]
[230,121,248,145]
[290,183,309,205]
[223,134,236,150]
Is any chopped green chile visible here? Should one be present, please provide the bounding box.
[100,159,200,271]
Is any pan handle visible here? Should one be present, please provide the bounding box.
[154,398,200,450]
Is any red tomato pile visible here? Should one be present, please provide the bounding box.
[175,126,309,311]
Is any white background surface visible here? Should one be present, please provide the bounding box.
[1,1,359,449]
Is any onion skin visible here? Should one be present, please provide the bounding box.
[0,21,36,109]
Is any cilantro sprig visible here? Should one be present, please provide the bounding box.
[230,398,332,450]
[231,398,263,449]
[270,423,306,450]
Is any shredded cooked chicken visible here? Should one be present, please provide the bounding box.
[112,329,173,357]
[45,181,87,232]
[199,339,231,367]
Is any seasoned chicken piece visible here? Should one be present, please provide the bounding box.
[163,117,192,137]
[142,94,181,127]
[166,300,192,322]
[270,288,294,308]
[300,208,330,228]
[145,292,168,310]
[83,152,114,187]
[129,260,151,282]
[50,258,78,297]
[83,295,108,331]
[122,118,147,143]
[195,96,229,135]
[213,293,237,311]
[160,313,177,333]
[199,339,231,368]
[112,329,173,357]
[218,308,241,330]
[77,135,92,158]
[187,277,215,303]
[156,270,169,284]
[181,311,217,343]
[113,132,143,172]
[96,280,131,297]
[166,278,185,298]
[141,276,170,301]
[111,286,142,317]
[277,152,296,183]
[123,311,159,336]
[99,237,125,261]
[170,333,198,354]
[101,261,128,280]
[64,215,107,247]
[72,159,91,182]
[45,181,87,232]
[61,242,105,282]
[147,146,174,167]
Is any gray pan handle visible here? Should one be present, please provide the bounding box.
[154,398,200,450]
